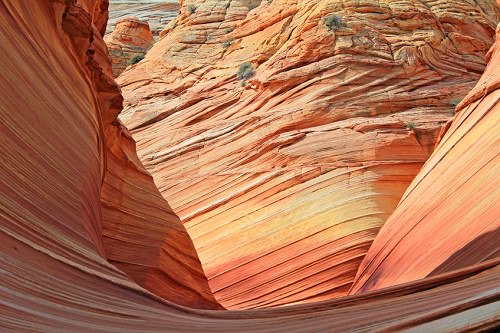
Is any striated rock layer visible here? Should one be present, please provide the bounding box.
[1,0,500,332]
[0,0,219,310]
[106,0,179,37]
[350,23,500,295]
[105,17,154,76]
[118,0,500,308]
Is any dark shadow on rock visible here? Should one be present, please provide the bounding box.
[429,228,500,276]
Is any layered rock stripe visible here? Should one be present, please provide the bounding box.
[1,0,500,332]
[105,17,154,76]
[0,0,219,310]
[350,22,500,294]
[106,0,179,37]
[118,0,500,308]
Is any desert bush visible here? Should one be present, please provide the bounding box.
[324,14,345,31]
[248,0,260,10]
[237,62,254,80]
[188,4,197,14]
[127,54,145,66]
[222,38,234,48]
[450,98,462,108]
[450,98,462,114]
[406,121,416,130]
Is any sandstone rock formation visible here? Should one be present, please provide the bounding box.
[118,0,500,309]
[350,23,500,295]
[105,17,154,76]
[0,0,219,310]
[107,0,179,37]
[1,0,500,332]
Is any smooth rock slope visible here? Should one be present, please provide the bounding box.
[118,0,500,308]
[350,23,500,294]
[0,0,219,310]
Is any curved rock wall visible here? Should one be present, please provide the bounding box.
[1,1,500,332]
[350,23,500,294]
[0,0,219,310]
[118,0,499,308]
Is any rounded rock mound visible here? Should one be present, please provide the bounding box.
[105,17,154,76]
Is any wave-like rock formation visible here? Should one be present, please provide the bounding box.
[105,17,154,76]
[350,23,500,295]
[1,0,500,331]
[0,0,219,310]
[107,0,179,37]
[118,0,500,309]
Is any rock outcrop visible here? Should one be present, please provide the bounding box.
[1,0,500,332]
[0,0,219,310]
[105,17,154,76]
[107,0,179,37]
[118,0,500,309]
[350,23,500,295]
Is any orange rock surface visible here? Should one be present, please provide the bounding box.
[0,0,218,310]
[1,0,500,331]
[350,22,500,295]
[118,0,500,308]
[105,17,154,76]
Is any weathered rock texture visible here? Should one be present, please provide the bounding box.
[105,17,154,76]
[118,0,500,309]
[107,0,179,36]
[350,23,500,295]
[0,0,219,310]
[1,0,500,332]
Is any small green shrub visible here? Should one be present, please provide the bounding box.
[450,98,462,108]
[248,0,260,10]
[127,54,145,66]
[188,4,197,14]
[324,14,345,31]
[222,38,234,48]
[237,62,254,80]
[406,121,416,131]
[450,98,462,114]
[241,80,247,87]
